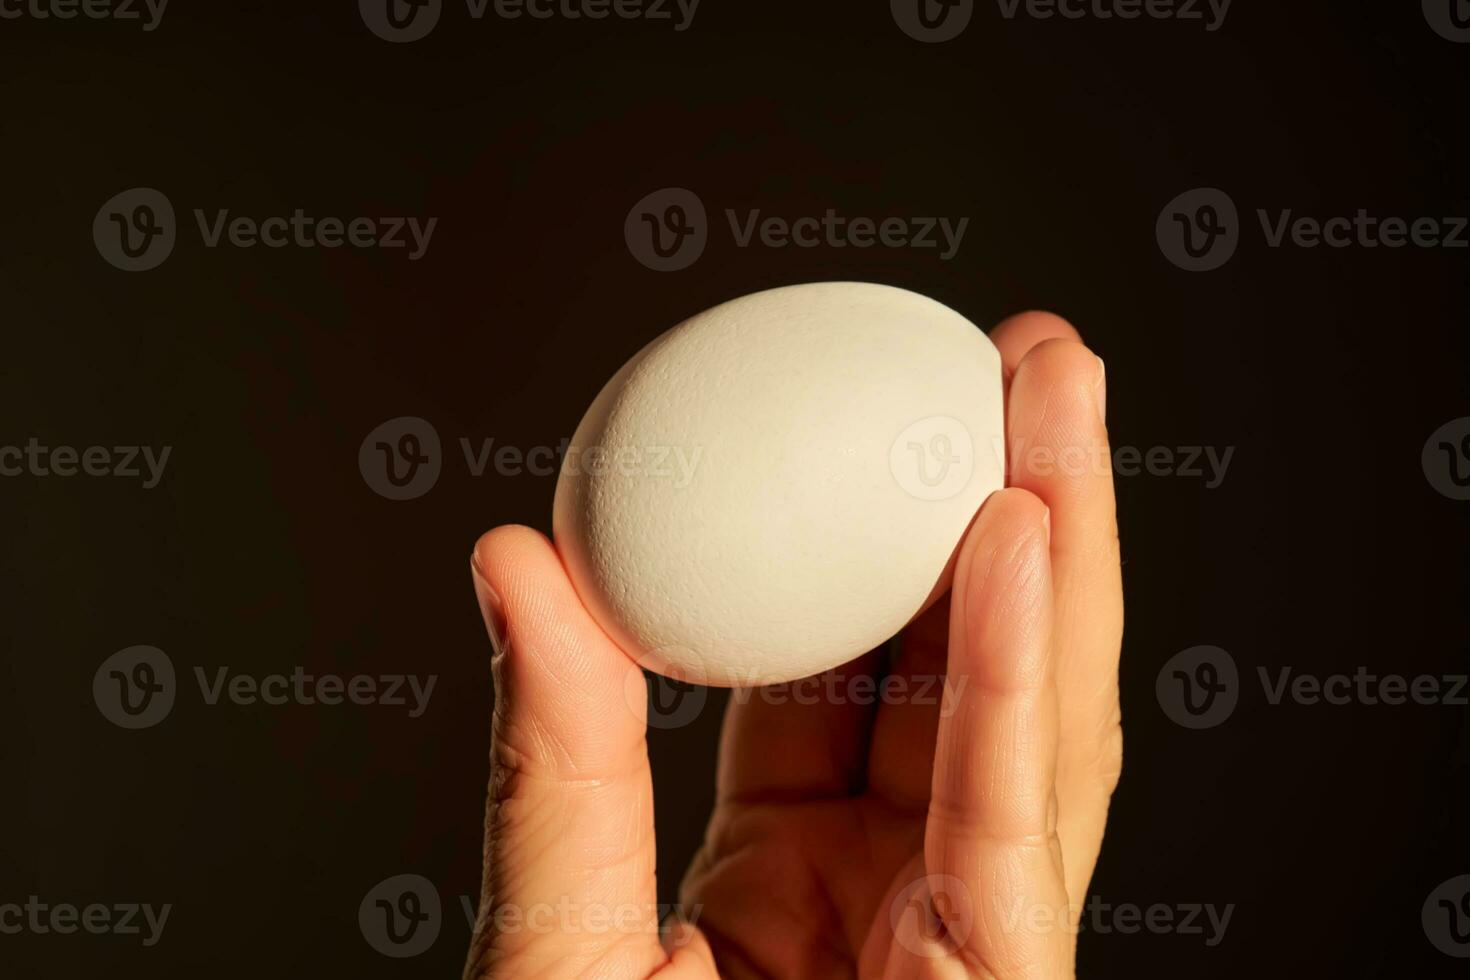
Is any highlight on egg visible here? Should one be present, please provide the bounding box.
[552,281,1005,687]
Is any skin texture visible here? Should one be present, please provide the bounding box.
[465,313,1123,979]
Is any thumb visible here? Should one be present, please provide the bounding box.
[464,525,668,979]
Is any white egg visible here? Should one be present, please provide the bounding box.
[552,281,1005,687]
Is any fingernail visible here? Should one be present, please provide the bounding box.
[1041,507,1052,546]
[1093,356,1107,425]
[470,553,508,657]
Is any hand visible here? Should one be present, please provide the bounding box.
[464,312,1123,979]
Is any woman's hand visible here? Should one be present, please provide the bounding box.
[464,312,1122,979]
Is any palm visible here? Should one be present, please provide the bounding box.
[680,600,995,976]
[684,795,938,977]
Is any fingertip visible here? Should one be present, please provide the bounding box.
[967,488,1051,565]
[954,488,1053,689]
[1013,337,1104,401]
[468,522,636,692]
[469,525,650,779]
[953,488,1049,597]
[1008,338,1117,516]
[990,311,1081,376]
[471,523,553,587]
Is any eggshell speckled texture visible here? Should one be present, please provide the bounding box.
[552,281,1004,687]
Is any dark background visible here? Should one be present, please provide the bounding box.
[2,0,1468,976]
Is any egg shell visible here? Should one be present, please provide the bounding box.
[552,281,1005,687]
